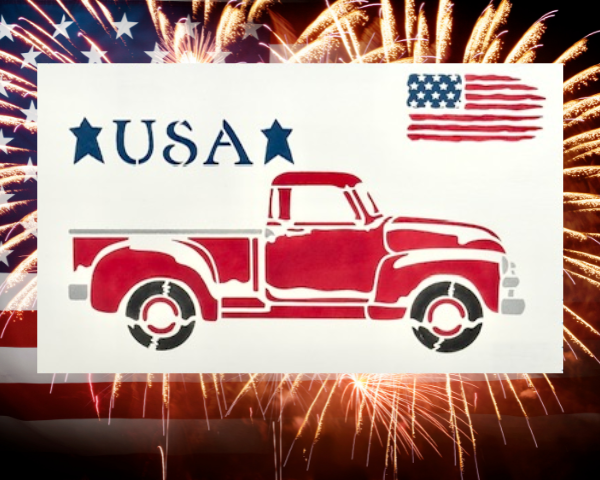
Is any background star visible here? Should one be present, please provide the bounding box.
[20,101,37,123]
[210,49,231,63]
[0,78,11,97]
[0,129,13,153]
[145,43,168,63]
[0,242,13,267]
[22,159,37,182]
[182,15,199,38]
[0,16,16,41]
[20,218,37,238]
[114,13,137,39]
[81,46,106,63]
[21,46,41,68]
[52,15,73,38]
[243,22,263,39]
[0,186,14,205]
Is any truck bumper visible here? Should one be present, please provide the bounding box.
[500,258,525,315]
[69,284,88,301]
[501,298,525,315]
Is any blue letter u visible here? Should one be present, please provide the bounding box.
[114,120,156,165]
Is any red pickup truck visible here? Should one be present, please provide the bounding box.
[69,171,524,352]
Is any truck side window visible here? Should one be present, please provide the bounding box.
[291,186,359,224]
[269,188,291,221]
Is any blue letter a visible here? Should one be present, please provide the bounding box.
[205,120,252,166]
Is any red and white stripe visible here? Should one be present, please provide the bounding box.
[408,74,545,142]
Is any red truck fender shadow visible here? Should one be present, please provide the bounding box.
[90,248,218,321]
[369,253,500,317]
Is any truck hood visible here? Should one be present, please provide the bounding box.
[384,216,505,253]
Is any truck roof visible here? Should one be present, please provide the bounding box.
[272,172,362,188]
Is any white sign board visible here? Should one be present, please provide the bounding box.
[38,64,563,373]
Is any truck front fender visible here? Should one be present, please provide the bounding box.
[371,250,501,313]
[90,247,218,320]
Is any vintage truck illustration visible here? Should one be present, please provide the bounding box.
[69,171,525,352]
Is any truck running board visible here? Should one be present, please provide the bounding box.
[222,305,366,319]
[222,297,266,309]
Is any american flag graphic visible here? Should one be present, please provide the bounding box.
[407,73,545,142]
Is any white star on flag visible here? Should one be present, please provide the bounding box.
[82,46,107,64]
[52,15,73,38]
[242,22,263,39]
[209,49,231,64]
[182,15,199,38]
[20,101,37,123]
[0,242,13,267]
[113,13,137,39]
[0,16,16,41]
[21,218,37,238]
[0,186,14,205]
[21,46,41,68]
[22,159,37,182]
[0,129,13,153]
[145,43,168,63]
[0,77,11,97]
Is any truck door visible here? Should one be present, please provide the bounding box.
[265,185,385,299]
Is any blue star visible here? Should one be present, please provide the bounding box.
[70,118,103,164]
[262,120,293,164]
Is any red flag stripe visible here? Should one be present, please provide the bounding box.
[465,103,542,111]
[0,311,36,348]
[465,75,520,82]
[0,417,270,456]
[409,114,542,122]
[408,124,541,133]
[408,134,535,142]
[466,93,546,101]
[465,83,538,91]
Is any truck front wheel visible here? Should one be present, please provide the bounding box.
[125,280,197,350]
[410,281,483,353]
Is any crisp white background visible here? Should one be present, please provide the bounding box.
[38,64,563,373]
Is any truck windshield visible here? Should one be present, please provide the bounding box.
[354,184,381,219]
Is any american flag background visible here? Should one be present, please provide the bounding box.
[407,74,545,142]
[0,0,600,479]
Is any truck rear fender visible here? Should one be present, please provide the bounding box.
[74,238,129,271]
[372,250,501,313]
[90,243,219,320]
[127,237,219,284]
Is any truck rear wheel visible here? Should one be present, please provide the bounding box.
[125,280,197,350]
[410,281,483,353]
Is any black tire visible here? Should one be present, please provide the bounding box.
[125,280,196,350]
[410,281,483,353]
